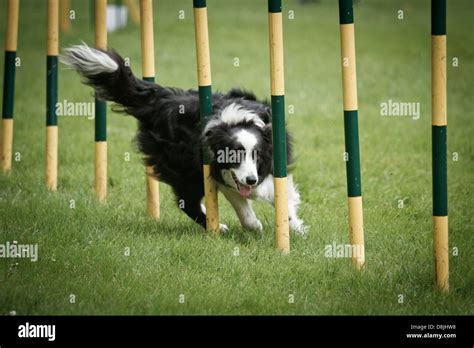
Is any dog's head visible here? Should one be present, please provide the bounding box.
[203,103,273,198]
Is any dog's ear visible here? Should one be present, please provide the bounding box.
[202,122,230,149]
[257,105,272,125]
[262,123,273,144]
[203,127,213,140]
[202,121,220,143]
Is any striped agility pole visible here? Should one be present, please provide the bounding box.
[59,0,71,33]
[338,0,365,269]
[125,0,141,25]
[46,0,59,191]
[95,0,107,202]
[268,0,290,253]
[431,0,448,292]
[193,0,220,233]
[1,0,19,173]
[139,0,160,219]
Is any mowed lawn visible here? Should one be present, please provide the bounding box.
[0,0,473,315]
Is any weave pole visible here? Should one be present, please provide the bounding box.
[192,0,220,233]
[431,0,448,292]
[95,0,107,202]
[125,0,140,25]
[1,0,19,173]
[59,0,71,33]
[268,0,289,253]
[338,0,365,269]
[46,0,59,190]
[139,0,160,219]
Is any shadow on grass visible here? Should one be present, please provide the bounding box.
[119,211,266,248]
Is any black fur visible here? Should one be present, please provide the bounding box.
[66,48,293,229]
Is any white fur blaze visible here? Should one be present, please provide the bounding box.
[204,103,265,134]
[60,43,118,76]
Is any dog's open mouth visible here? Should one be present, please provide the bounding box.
[231,172,252,198]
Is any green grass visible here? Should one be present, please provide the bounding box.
[1,0,473,315]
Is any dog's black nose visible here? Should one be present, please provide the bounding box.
[245,176,257,186]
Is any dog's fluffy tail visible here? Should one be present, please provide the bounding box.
[61,43,169,119]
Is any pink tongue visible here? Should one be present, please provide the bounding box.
[239,185,252,197]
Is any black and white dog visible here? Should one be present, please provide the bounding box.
[62,44,307,235]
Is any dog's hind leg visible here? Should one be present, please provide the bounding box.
[176,192,207,229]
[199,203,229,232]
[220,186,263,232]
[176,190,228,232]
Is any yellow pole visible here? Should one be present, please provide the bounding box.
[338,0,365,269]
[5,0,19,53]
[268,0,290,253]
[46,0,59,191]
[139,0,160,219]
[125,0,140,25]
[1,119,14,172]
[59,0,71,33]
[95,0,107,202]
[431,0,448,292]
[95,0,107,51]
[193,1,220,233]
[1,0,19,173]
[432,37,448,290]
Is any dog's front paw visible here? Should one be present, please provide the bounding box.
[291,219,310,237]
[245,219,263,232]
[219,223,229,233]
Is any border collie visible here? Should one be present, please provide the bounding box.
[61,44,307,235]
